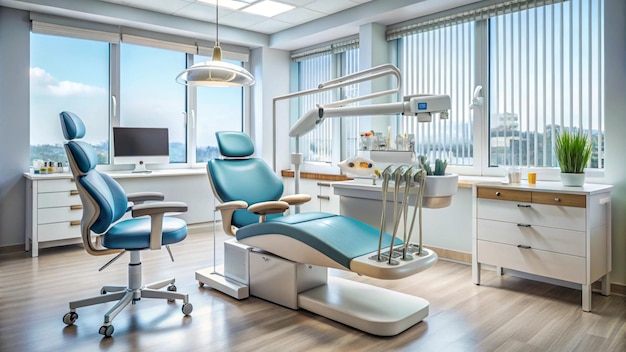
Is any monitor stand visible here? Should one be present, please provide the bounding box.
[132,161,152,173]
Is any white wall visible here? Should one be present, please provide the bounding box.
[602,0,626,285]
[0,7,30,247]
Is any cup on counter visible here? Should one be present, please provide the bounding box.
[528,172,537,184]
[508,167,521,184]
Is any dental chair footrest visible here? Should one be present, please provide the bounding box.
[298,276,429,336]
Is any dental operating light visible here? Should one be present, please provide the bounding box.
[176,0,255,87]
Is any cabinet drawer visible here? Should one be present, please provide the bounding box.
[38,178,76,193]
[477,199,585,231]
[38,221,82,242]
[532,192,586,208]
[38,191,81,208]
[477,187,531,202]
[477,240,585,284]
[477,219,585,257]
[38,206,83,225]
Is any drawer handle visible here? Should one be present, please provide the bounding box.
[317,195,330,200]
[517,204,531,208]
[70,205,83,210]
[70,190,79,196]
[70,221,81,226]
[517,244,532,249]
[554,197,561,202]
[317,182,331,187]
[495,191,501,196]
[517,224,531,228]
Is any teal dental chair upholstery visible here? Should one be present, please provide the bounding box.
[59,111,192,337]
[207,132,414,276]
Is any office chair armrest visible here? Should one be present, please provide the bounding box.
[131,201,188,250]
[248,201,290,223]
[279,194,311,206]
[127,192,165,204]
[215,201,248,236]
[131,201,188,217]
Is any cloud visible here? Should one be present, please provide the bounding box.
[30,67,106,97]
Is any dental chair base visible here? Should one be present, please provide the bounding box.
[200,239,432,336]
[197,239,252,299]
[299,276,429,337]
[195,265,249,300]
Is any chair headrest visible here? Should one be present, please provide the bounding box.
[67,141,98,174]
[59,111,86,140]
[216,131,254,158]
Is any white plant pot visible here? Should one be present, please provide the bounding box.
[560,172,585,187]
[422,173,459,208]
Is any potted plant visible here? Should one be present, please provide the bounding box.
[555,130,592,187]
[417,155,458,208]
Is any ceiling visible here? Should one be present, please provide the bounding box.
[0,0,483,50]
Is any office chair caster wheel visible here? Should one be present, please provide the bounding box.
[182,303,193,315]
[167,285,177,302]
[63,311,78,325]
[99,325,114,337]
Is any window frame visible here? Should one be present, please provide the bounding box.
[29,28,248,171]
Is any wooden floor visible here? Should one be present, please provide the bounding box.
[1,230,625,352]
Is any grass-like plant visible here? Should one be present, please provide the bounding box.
[555,131,592,174]
[418,155,448,176]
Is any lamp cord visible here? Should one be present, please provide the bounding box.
[215,0,219,45]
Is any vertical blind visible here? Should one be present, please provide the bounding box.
[399,22,475,166]
[395,0,604,170]
[297,54,333,163]
[490,0,604,169]
[293,38,359,164]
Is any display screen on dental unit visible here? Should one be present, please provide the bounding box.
[112,127,169,173]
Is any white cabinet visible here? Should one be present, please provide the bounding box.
[25,175,83,257]
[472,182,613,311]
[24,168,212,257]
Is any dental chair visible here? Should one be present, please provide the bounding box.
[59,111,193,337]
[198,131,438,336]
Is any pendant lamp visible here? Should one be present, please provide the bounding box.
[176,0,255,87]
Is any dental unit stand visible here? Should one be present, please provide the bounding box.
[195,203,249,300]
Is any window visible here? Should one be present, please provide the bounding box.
[398,23,475,170]
[392,0,604,175]
[489,0,604,170]
[119,43,187,163]
[30,33,110,165]
[295,53,333,164]
[30,25,247,168]
[193,55,244,163]
[292,43,359,169]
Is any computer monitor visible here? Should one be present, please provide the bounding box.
[112,127,170,173]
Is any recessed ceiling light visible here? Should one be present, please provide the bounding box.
[197,0,247,10]
[242,0,294,17]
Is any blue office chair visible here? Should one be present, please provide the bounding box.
[59,111,192,337]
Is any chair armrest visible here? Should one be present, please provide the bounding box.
[131,201,188,217]
[215,201,248,236]
[279,194,311,206]
[131,201,188,250]
[248,201,290,222]
[127,192,165,204]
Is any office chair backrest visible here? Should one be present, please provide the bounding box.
[60,111,127,255]
[208,131,284,228]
